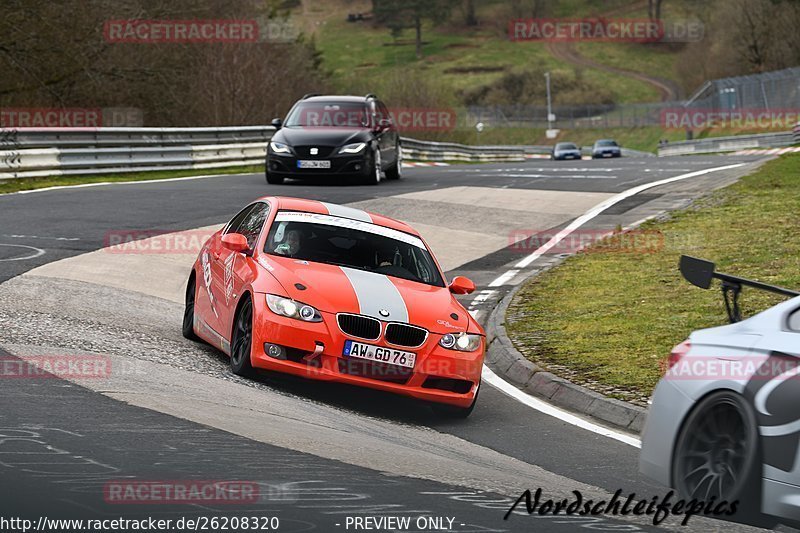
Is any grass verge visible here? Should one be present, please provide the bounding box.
[505,155,800,405]
[0,165,264,195]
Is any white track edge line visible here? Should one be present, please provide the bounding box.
[482,365,641,448]
[483,162,746,447]
[5,172,254,196]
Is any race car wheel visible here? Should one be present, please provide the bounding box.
[431,381,480,419]
[266,170,284,185]
[230,296,255,376]
[182,275,200,341]
[385,143,402,180]
[365,147,382,185]
[671,390,764,525]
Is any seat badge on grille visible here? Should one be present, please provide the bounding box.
[310,147,319,155]
[379,309,390,317]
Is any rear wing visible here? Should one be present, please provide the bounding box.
[679,255,800,323]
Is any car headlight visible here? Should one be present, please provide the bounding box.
[339,142,366,154]
[439,332,482,352]
[270,141,291,154]
[266,294,322,322]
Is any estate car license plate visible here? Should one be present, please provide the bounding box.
[343,340,416,369]
[297,160,331,169]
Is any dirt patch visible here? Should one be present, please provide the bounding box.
[444,43,479,49]
[382,40,431,47]
[443,65,506,74]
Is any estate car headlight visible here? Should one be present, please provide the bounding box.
[266,294,322,322]
[439,332,482,352]
[270,141,291,154]
[339,142,366,154]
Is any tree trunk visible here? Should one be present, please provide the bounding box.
[465,0,477,26]
[655,0,663,20]
[415,16,422,59]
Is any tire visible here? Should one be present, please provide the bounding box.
[385,143,402,180]
[182,275,200,341]
[266,170,284,185]
[431,381,480,419]
[230,296,255,377]
[364,147,382,185]
[671,390,764,525]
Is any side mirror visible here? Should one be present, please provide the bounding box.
[377,118,392,131]
[449,276,475,295]
[221,233,249,253]
[679,255,715,289]
[271,118,283,129]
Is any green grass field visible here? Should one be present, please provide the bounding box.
[312,1,679,106]
[505,155,800,405]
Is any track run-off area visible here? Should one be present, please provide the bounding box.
[0,155,771,532]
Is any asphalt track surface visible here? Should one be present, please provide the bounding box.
[0,156,771,532]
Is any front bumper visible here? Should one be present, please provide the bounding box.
[250,297,483,408]
[639,378,695,486]
[267,151,371,178]
[592,150,621,158]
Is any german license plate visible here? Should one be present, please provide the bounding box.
[343,340,416,369]
[297,160,331,169]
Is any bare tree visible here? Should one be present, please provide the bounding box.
[373,0,456,59]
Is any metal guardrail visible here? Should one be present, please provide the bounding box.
[399,137,525,162]
[657,130,796,156]
[0,127,530,180]
[0,127,276,180]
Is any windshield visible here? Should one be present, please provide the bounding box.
[556,143,577,150]
[596,140,618,147]
[264,211,445,287]
[284,101,370,128]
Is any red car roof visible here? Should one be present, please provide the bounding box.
[257,196,420,237]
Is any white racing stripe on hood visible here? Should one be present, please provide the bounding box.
[340,267,408,323]
[320,202,373,223]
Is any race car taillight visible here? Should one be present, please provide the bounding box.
[665,340,691,372]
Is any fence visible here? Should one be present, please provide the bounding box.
[466,102,681,129]
[0,127,527,180]
[466,67,800,130]
[657,131,796,156]
[400,138,524,162]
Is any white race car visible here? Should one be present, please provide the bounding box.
[640,256,800,528]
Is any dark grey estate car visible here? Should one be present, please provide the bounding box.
[266,93,401,185]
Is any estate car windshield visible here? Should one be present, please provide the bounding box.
[556,143,578,150]
[264,211,445,287]
[284,102,370,128]
[596,140,618,147]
